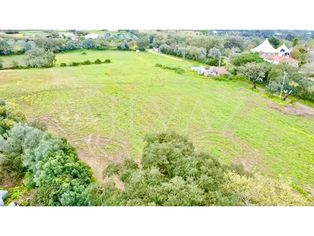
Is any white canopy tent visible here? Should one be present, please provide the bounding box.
[276,43,292,56]
[251,38,277,54]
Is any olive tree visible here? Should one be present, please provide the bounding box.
[240,62,268,89]
[25,47,56,68]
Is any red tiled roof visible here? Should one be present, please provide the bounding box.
[261,54,298,63]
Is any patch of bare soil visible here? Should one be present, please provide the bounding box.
[268,101,314,117]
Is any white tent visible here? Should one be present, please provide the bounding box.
[251,38,277,54]
[276,43,292,55]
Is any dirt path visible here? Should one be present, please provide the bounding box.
[268,101,314,117]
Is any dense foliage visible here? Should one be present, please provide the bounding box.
[231,52,264,66]
[85,132,310,206]
[266,64,314,101]
[25,47,56,68]
[239,62,269,88]
[0,101,93,205]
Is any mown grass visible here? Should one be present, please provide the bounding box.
[0,50,313,192]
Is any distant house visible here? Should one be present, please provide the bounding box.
[192,66,229,76]
[251,38,297,66]
[275,43,291,56]
[60,32,79,41]
[261,54,298,66]
[84,33,99,39]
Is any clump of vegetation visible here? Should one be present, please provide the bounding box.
[60,62,67,67]
[68,59,112,67]
[81,52,87,55]
[85,132,309,206]
[70,62,79,66]
[24,47,56,68]
[82,60,91,65]
[155,63,185,74]
[231,53,264,66]
[94,59,102,64]
[266,64,314,101]
[223,172,310,206]
[0,100,93,206]
[291,45,308,65]
[239,62,269,89]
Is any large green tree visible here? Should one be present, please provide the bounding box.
[240,62,269,89]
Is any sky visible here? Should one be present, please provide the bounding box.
[1,0,313,30]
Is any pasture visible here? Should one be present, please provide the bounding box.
[0,50,313,193]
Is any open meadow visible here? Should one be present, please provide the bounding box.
[0,50,313,193]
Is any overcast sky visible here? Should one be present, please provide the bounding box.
[1,0,313,30]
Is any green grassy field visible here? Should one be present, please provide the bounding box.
[0,50,313,193]
[0,54,25,68]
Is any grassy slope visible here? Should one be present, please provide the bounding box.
[0,50,313,191]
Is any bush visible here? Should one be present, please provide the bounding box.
[81,52,87,55]
[70,62,79,66]
[104,59,111,63]
[88,132,240,206]
[60,63,67,67]
[1,122,93,206]
[223,171,310,206]
[25,47,56,68]
[232,53,264,66]
[155,63,185,74]
[82,60,91,65]
[94,59,102,64]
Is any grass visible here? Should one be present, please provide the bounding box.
[0,54,25,68]
[0,50,313,192]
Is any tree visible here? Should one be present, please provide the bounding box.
[0,39,13,55]
[223,172,309,206]
[25,47,56,68]
[231,53,264,66]
[292,37,299,47]
[224,37,245,51]
[87,132,241,206]
[291,45,307,65]
[269,37,280,48]
[208,47,222,66]
[240,62,268,89]
[117,41,129,50]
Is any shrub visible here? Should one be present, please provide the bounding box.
[82,60,91,65]
[25,47,56,68]
[232,53,264,66]
[81,52,87,55]
[155,63,185,74]
[223,171,310,206]
[70,62,79,66]
[89,132,241,206]
[94,59,102,64]
[60,63,67,67]
[104,59,111,63]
